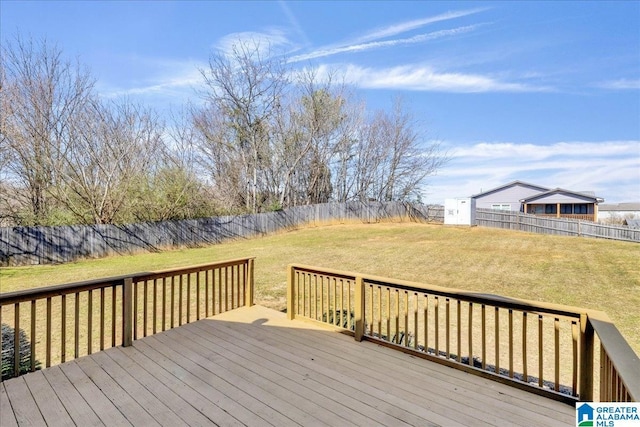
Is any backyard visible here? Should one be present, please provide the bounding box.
[1,222,639,354]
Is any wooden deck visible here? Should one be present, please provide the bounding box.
[1,305,575,426]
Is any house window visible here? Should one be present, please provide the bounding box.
[560,204,573,214]
[545,204,557,214]
[574,204,588,214]
[491,204,511,211]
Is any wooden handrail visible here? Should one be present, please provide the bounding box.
[289,264,584,319]
[288,264,639,403]
[0,258,254,305]
[0,257,255,381]
[587,310,640,401]
[0,275,132,305]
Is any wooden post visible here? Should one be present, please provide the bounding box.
[245,258,255,307]
[579,313,594,401]
[556,203,560,218]
[0,309,3,373]
[287,265,296,320]
[14,303,20,377]
[354,276,365,342]
[123,278,133,347]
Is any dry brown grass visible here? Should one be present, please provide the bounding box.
[2,221,639,354]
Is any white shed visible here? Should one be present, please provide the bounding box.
[444,198,476,225]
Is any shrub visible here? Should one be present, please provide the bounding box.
[1,323,40,380]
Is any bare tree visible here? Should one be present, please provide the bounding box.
[137,106,221,221]
[191,102,248,212]
[330,99,365,203]
[296,81,341,204]
[52,99,164,224]
[0,35,94,224]
[0,65,14,225]
[355,98,448,202]
[272,68,350,207]
[328,97,448,203]
[199,40,289,213]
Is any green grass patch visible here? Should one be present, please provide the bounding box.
[1,222,639,353]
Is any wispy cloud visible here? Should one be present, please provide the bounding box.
[312,63,549,93]
[98,59,204,102]
[452,141,633,159]
[278,0,311,48]
[216,28,297,57]
[290,25,483,63]
[353,8,487,43]
[288,8,487,63]
[596,78,640,90]
[424,140,640,203]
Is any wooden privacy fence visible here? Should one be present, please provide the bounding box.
[0,202,443,266]
[0,257,254,381]
[476,208,640,243]
[287,264,640,403]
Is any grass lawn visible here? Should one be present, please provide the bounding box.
[1,221,639,354]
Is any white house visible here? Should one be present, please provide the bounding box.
[597,202,640,223]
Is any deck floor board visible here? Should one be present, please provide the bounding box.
[114,345,245,426]
[215,311,489,426]
[180,321,398,427]
[188,319,434,427]
[199,312,458,426]
[205,310,500,426]
[23,370,75,427]
[89,350,186,426]
[3,376,47,426]
[150,330,317,426]
[41,365,105,426]
[170,325,371,427]
[242,310,573,426]
[1,382,19,427]
[58,361,132,426]
[2,305,576,426]
[104,347,222,426]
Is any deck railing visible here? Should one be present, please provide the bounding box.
[533,214,595,221]
[287,264,639,403]
[0,257,254,381]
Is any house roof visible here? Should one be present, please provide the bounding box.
[520,188,604,204]
[576,191,596,197]
[599,202,640,211]
[624,219,640,229]
[470,180,550,198]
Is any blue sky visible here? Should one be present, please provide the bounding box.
[2,1,639,203]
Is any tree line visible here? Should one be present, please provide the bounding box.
[0,36,448,226]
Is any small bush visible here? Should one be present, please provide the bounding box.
[322,310,355,330]
[1,323,40,380]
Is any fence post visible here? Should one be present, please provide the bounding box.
[287,265,296,320]
[123,278,133,347]
[579,313,594,401]
[245,258,255,307]
[354,276,365,342]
